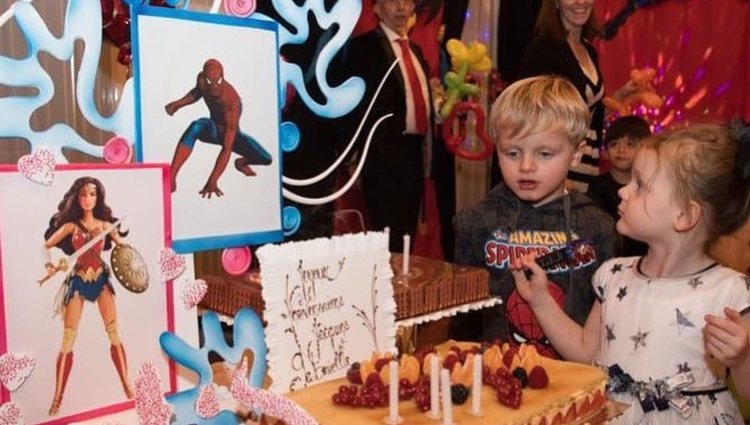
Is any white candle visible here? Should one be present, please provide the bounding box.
[402,234,410,276]
[429,355,440,418]
[441,368,453,425]
[471,353,483,415]
[388,360,400,422]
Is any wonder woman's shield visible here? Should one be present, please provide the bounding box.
[110,243,149,293]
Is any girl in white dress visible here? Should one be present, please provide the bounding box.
[510,121,750,424]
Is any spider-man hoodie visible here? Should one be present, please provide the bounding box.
[453,182,615,357]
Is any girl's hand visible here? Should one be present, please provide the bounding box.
[509,252,551,307]
[704,307,750,367]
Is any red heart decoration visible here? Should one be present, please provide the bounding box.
[441,101,494,161]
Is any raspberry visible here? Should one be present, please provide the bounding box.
[497,381,522,409]
[495,367,514,382]
[512,367,528,388]
[527,365,549,389]
[399,379,416,400]
[450,384,470,405]
[365,371,384,388]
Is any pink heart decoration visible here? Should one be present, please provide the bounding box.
[17,148,55,186]
[0,352,36,392]
[134,362,174,425]
[195,384,220,419]
[181,279,207,310]
[0,401,23,425]
[158,248,186,282]
[231,360,316,425]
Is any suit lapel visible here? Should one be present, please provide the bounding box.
[374,27,407,94]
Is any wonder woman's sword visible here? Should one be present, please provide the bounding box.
[37,216,125,285]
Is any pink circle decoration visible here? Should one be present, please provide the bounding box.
[222,247,252,276]
[223,0,256,17]
[103,136,132,164]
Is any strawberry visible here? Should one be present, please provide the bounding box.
[443,352,459,371]
[502,345,518,368]
[413,346,435,367]
[527,365,549,389]
[459,349,468,364]
[374,357,391,373]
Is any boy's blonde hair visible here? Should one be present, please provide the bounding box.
[489,75,590,146]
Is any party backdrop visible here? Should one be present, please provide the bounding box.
[596,0,750,126]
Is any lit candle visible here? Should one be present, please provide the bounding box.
[388,360,400,423]
[471,353,483,415]
[402,234,410,276]
[441,368,453,425]
[429,355,441,418]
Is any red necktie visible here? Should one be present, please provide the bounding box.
[397,39,428,135]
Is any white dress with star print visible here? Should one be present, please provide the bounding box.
[592,257,750,425]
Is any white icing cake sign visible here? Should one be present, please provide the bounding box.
[257,231,396,393]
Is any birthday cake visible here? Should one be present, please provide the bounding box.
[198,253,490,321]
[199,272,264,318]
[390,254,490,320]
[288,341,610,425]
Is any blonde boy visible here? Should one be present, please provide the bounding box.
[451,76,615,354]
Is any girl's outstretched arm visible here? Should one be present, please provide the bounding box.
[704,307,750,399]
[510,253,601,363]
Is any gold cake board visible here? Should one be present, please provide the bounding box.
[287,377,628,424]
[287,354,629,425]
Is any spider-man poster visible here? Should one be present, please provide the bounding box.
[132,6,283,253]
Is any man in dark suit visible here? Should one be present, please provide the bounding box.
[337,0,432,253]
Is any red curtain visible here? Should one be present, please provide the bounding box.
[596,0,750,125]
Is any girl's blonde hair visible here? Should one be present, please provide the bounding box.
[640,122,750,246]
[489,75,590,146]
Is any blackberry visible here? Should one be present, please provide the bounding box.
[512,367,528,388]
[450,384,470,405]
[346,362,363,384]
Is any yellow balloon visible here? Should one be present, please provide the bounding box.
[445,39,491,73]
[473,56,492,73]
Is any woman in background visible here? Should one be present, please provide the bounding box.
[520,0,634,192]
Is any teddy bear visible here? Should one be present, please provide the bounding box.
[603,68,663,116]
